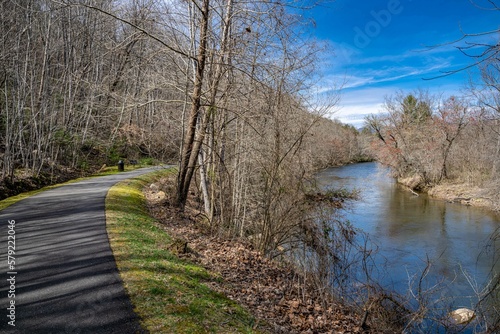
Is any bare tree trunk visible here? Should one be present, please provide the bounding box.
[200,0,234,222]
[176,0,210,208]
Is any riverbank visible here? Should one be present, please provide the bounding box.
[427,182,498,210]
[143,175,370,333]
[398,176,499,212]
[103,169,394,333]
[320,163,500,333]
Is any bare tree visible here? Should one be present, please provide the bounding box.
[425,0,499,79]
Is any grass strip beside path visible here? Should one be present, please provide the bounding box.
[105,169,261,334]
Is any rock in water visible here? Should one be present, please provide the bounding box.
[449,308,475,325]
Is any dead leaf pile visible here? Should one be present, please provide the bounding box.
[145,181,388,334]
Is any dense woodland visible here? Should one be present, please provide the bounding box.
[0,0,370,247]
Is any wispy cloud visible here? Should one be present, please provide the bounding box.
[310,0,498,126]
[332,87,391,124]
[318,59,454,94]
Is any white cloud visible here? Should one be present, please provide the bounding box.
[316,33,477,127]
[327,87,389,126]
[317,59,453,95]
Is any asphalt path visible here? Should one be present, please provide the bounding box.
[0,167,164,333]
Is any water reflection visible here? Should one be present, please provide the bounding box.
[316,162,500,307]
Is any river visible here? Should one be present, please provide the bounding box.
[316,162,500,330]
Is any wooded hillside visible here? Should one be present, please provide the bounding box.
[0,0,370,243]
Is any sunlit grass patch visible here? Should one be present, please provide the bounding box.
[106,169,262,333]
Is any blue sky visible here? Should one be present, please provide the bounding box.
[306,0,499,127]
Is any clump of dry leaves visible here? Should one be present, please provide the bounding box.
[145,179,389,334]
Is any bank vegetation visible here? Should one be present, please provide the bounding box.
[365,75,500,212]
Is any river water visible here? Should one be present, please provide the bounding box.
[316,162,500,323]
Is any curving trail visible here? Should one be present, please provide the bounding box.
[0,168,161,333]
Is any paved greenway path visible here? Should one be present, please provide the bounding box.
[0,167,163,333]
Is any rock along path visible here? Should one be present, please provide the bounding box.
[0,167,163,333]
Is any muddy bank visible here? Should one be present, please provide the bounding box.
[427,183,498,211]
[398,176,499,212]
